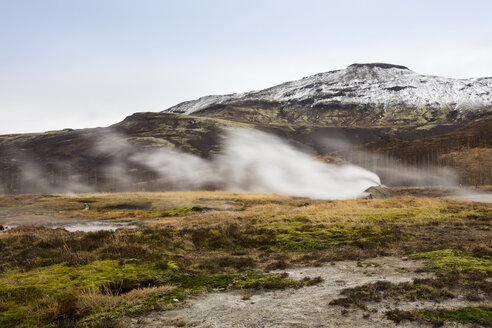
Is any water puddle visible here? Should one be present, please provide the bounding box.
[1,221,135,232]
[452,191,492,203]
[50,221,134,232]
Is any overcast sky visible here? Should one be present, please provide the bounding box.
[1,0,491,134]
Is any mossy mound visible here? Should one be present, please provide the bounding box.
[420,306,492,326]
[411,249,492,272]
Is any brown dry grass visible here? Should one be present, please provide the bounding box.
[77,286,174,314]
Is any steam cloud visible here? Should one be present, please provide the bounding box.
[11,127,492,203]
[14,126,480,200]
[15,151,94,194]
[128,129,381,199]
[316,135,460,187]
[15,128,378,199]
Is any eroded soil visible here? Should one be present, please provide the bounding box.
[128,257,479,328]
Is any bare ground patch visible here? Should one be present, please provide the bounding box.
[125,257,482,328]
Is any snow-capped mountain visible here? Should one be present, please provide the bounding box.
[2,63,492,194]
[163,63,492,124]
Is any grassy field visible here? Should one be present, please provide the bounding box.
[0,191,491,327]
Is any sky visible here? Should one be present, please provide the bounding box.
[0,0,491,134]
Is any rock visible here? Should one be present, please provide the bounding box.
[364,185,393,199]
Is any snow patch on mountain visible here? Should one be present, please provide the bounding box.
[163,63,492,115]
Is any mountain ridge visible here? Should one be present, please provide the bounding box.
[163,63,492,126]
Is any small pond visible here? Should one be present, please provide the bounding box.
[1,221,134,232]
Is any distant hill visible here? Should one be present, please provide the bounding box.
[0,63,491,194]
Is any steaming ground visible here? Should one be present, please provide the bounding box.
[61,128,381,199]
[452,190,492,203]
[130,129,381,199]
[16,127,478,198]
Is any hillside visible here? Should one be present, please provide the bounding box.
[0,63,491,194]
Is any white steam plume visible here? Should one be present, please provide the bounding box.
[130,128,380,199]
[216,129,380,199]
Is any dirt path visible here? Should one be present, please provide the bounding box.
[127,257,475,327]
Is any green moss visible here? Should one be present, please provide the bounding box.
[419,306,492,326]
[163,205,209,216]
[175,272,320,291]
[183,219,397,252]
[232,272,321,290]
[270,223,393,251]
[0,260,167,295]
[100,205,210,219]
[411,249,492,272]
[0,259,174,327]
[0,304,35,328]
[167,260,179,271]
[360,208,428,221]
